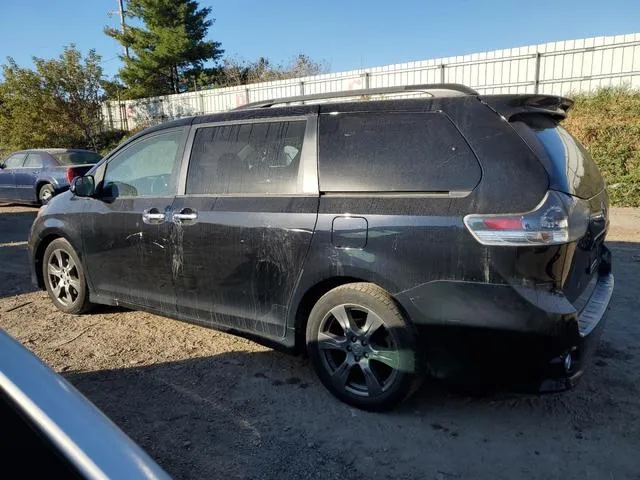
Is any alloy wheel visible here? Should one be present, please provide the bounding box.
[317,304,400,397]
[47,249,81,307]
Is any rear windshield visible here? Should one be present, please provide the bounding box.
[511,115,604,199]
[319,112,481,192]
[52,151,101,165]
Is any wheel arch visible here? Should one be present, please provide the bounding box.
[291,270,403,353]
[33,230,83,290]
[293,276,364,353]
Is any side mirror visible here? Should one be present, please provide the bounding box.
[71,175,95,197]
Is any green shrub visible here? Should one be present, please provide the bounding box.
[564,87,640,206]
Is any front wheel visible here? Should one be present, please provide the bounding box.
[43,238,92,314]
[306,283,422,411]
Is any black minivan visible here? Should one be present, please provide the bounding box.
[29,84,614,410]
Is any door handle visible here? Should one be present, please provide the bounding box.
[172,208,198,223]
[142,208,166,224]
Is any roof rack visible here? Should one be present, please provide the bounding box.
[234,83,478,110]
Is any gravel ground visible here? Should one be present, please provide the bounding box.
[1,204,639,480]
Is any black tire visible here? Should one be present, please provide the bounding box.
[38,183,55,205]
[42,238,92,314]
[306,283,422,411]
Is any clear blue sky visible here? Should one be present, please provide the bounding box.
[1,0,639,79]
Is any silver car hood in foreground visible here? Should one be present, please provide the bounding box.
[0,329,171,480]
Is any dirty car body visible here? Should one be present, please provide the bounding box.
[28,85,614,409]
[0,149,101,205]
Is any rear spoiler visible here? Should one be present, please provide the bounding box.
[480,94,574,120]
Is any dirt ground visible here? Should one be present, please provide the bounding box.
[1,204,639,480]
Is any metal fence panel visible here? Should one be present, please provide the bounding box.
[103,33,640,130]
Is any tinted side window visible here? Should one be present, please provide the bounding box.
[103,130,182,197]
[186,120,306,195]
[24,153,45,168]
[3,154,27,169]
[319,112,480,192]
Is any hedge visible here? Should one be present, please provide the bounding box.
[563,87,640,207]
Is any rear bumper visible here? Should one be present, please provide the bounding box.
[538,270,613,392]
[398,248,614,391]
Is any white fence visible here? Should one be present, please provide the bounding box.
[102,33,640,131]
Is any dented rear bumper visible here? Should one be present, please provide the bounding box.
[395,247,614,390]
[538,269,613,392]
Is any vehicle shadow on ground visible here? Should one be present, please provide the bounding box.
[0,244,36,299]
[64,330,638,480]
[0,208,37,243]
[0,209,39,298]
[63,239,640,479]
[63,237,636,478]
[64,352,479,479]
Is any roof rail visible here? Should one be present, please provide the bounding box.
[234,83,478,110]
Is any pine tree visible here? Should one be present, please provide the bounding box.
[105,0,223,98]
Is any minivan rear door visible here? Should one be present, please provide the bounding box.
[171,115,319,338]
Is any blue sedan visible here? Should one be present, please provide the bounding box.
[0,149,101,205]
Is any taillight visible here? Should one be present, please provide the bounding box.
[463,191,590,246]
[65,168,79,183]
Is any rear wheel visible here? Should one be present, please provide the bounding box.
[43,238,92,314]
[38,183,55,205]
[306,283,422,411]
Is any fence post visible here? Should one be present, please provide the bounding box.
[440,64,446,84]
[158,98,165,123]
[362,72,370,89]
[245,87,250,105]
[118,102,125,131]
[534,52,541,94]
[106,103,114,130]
[199,93,205,115]
[300,81,305,96]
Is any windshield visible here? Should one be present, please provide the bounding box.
[52,151,101,165]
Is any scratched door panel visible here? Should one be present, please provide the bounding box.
[82,196,177,314]
[81,127,186,313]
[172,195,318,338]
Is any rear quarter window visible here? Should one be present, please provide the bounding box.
[318,112,480,192]
[510,114,604,199]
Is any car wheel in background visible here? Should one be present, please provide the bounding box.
[306,283,423,411]
[42,238,92,314]
[38,183,55,205]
